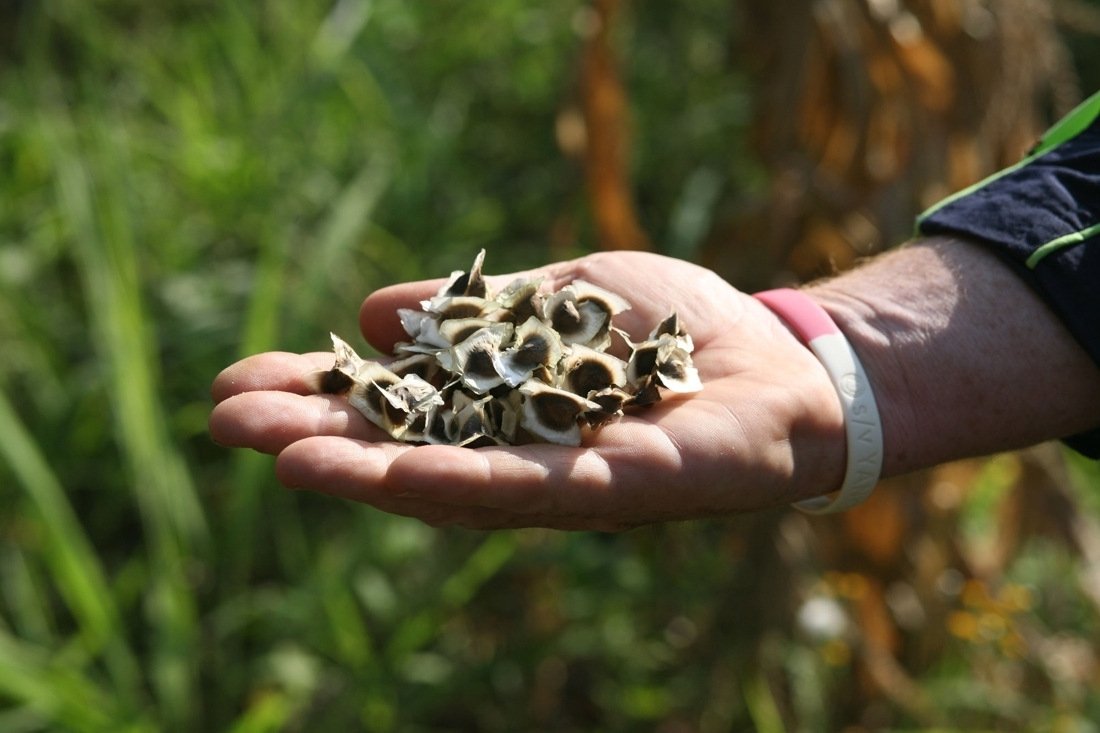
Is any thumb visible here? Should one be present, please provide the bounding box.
[358,279,446,354]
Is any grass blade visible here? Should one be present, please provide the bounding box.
[40,100,205,728]
[0,630,152,733]
[0,390,141,707]
[386,532,518,660]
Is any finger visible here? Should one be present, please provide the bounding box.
[358,279,447,353]
[276,436,432,505]
[355,251,728,354]
[357,260,583,353]
[386,444,615,515]
[388,423,685,515]
[281,419,681,516]
[209,391,387,453]
[211,351,336,403]
[275,436,639,531]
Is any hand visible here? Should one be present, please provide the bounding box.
[209,251,846,530]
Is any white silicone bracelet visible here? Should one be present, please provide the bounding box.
[754,289,883,514]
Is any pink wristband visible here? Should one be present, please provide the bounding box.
[754,288,883,513]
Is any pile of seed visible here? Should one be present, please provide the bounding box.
[317,250,701,447]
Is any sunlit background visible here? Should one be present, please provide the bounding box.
[3,1,1100,730]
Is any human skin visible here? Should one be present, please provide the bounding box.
[808,237,1100,475]
[208,237,1100,530]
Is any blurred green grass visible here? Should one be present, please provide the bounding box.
[2,1,1100,731]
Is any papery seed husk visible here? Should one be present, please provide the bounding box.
[626,379,663,408]
[544,293,583,333]
[625,341,660,386]
[326,252,700,447]
[570,280,632,315]
[379,374,445,414]
[498,391,522,441]
[387,353,441,383]
[397,308,436,343]
[518,380,600,446]
[649,312,681,340]
[438,317,502,345]
[652,335,702,393]
[421,295,488,320]
[437,249,487,298]
[656,356,703,393]
[457,433,505,449]
[425,407,454,444]
[583,386,630,427]
[437,324,513,393]
[393,340,446,358]
[347,368,402,427]
[543,295,612,349]
[495,276,543,307]
[495,276,544,324]
[453,393,502,443]
[561,344,627,396]
[330,332,367,374]
[463,249,488,298]
[311,368,354,395]
[542,282,629,350]
[494,316,563,387]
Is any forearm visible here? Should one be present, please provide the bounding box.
[806,236,1100,477]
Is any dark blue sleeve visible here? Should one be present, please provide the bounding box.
[916,91,1100,458]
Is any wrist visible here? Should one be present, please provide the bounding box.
[754,289,884,512]
[740,296,851,509]
[806,237,1100,475]
[802,284,917,478]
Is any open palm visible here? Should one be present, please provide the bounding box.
[210,251,845,529]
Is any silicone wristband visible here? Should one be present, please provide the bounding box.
[753,289,883,514]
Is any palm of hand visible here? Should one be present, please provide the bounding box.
[210,252,844,530]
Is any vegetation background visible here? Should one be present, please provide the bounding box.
[3,1,1100,730]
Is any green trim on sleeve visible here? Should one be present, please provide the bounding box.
[914,158,1029,232]
[1025,221,1100,269]
[915,90,1100,234]
[1030,91,1100,157]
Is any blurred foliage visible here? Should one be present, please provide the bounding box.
[1,0,1099,731]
